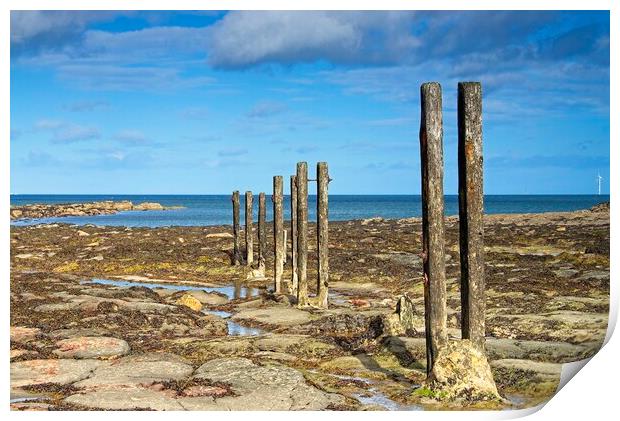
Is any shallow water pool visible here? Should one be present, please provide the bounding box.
[84,278,260,300]
[82,278,264,336]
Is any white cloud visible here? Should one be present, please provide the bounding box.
[81,26,209,58]
[206,11,418,68]
[11,11,127,53]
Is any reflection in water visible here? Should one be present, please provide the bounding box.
[84,278,259,300]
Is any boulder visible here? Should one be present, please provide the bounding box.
[383,295,420,336]
[426,340,501,402]
[175,294,203,312]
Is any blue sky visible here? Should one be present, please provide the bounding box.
[10,10,609,194]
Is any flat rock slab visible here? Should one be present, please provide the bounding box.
[65,387,184,410]
[54,336,130,359]
[384,336,591,364]
[11,359,107,388]
[205,232,233,239]
[49,328,112,339]
[192,357,344,410]
[491,359,562,382]
[74,352,194,389]
[319,355,369,372]
[10,349,39,360]
[184,290,228,305]
[330,281,383,293]
[10,326,42,343]
[486,338,590,363]
[254,334,338,360]
[232,307,316,327]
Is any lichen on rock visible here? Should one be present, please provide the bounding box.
[383,295,420,336]
[175,293,203,312]
[425,340,502,402]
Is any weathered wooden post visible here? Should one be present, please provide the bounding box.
[419,82,447,375]
[232,191,242,265]
[296,162,309,307]
[245,191,253,267]
[458,82,485,350]
[290,175,298,295]
[258,192,267,273]
[283,230,288,265]
[317,162,329,308]
[273,176,284,293]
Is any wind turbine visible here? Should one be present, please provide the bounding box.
[597,172,603,195]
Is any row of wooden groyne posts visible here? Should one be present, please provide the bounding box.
[230,82,487,376]
[231,161,330,309]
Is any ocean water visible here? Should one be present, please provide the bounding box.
[10,194,609,228]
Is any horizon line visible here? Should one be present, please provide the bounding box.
[10,193,610,197]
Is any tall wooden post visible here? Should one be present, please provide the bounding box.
[290,175,298,295]
[273,176,284,293]
[317,162,329,308]
[419,82,447,375]
[232,191,242,265]
[245,191,253,267]
[296,162,308,307]
[458,82,485,350]
[258,192,267,272]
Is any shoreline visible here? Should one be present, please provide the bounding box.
[10,200,610,228]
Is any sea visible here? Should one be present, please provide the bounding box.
[10,194,609,228]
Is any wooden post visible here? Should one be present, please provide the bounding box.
[296,162,308,307]
[273,176,284,293]
[419,82,447,375]
[458,82,485,350]
[317,162,329,308]
[245,191,253,267]
[231,191,242,265]
[258,192,267,272]
[290,175,298,295]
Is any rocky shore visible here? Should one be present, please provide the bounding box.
[10,204,609,411]
[10,201,175,220]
